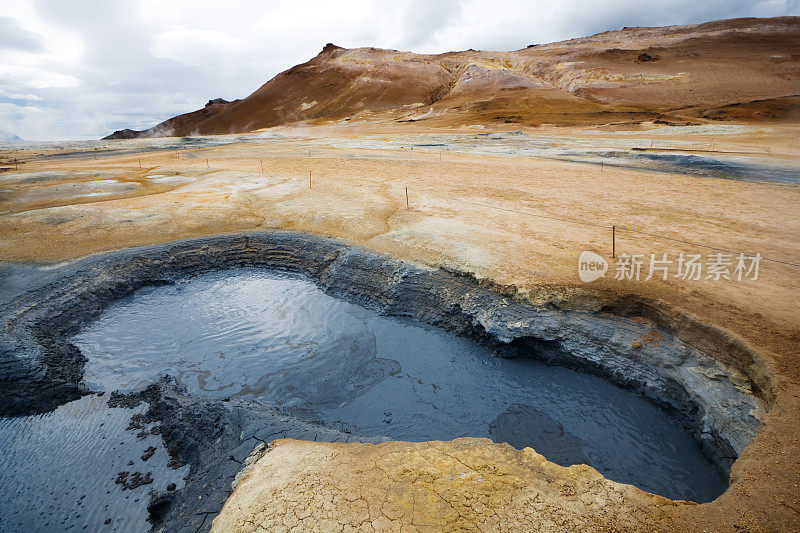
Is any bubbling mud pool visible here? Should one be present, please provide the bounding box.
[73,268,726,503]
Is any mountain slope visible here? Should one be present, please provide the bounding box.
[105,16,800,138]
[0,130,22,142]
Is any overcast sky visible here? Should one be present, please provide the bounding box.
[1,0,798,141]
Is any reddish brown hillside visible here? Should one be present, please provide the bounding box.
[105,16,800,138]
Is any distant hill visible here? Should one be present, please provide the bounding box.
[0,130,22,142]
[105,16,800,139]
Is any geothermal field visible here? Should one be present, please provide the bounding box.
[1,14,800,533]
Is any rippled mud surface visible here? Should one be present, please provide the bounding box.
[74,268,726,502]
[0,395,187,532]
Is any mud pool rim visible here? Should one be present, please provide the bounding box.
[0,230,766,487]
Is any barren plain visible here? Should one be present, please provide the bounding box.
[2,118,799,531]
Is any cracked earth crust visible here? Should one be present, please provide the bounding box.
[212,438,679,532]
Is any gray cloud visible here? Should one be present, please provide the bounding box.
[398,0,464,50]
[0,0,797,141]
[0,15,43,51]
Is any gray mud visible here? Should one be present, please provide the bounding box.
[0,231,765,531]
[72,268,728,502]
[12,136,244,162]
[0,393,187,532]
[454,133,800,184]
[556,150,800,184]
[357,132,800,184]
[9,131,798,183]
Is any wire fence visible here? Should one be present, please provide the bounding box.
[193,155,800,270]
[9,147,799,269]
[456,199,800,268]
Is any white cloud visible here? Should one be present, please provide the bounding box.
[0,89,43,100]
[150,26,244,67]
[0,65,80,89]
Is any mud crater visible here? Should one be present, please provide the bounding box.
[0,231,765,531]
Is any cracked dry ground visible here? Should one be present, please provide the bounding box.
[212,438,678,532]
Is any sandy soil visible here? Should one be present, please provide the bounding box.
[1,121,799,531]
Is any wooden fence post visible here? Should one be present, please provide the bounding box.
[612,225,616,258]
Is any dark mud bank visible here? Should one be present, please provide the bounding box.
[0,231,765,528]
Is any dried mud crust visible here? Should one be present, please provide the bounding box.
[212,437,683,532]
[0,230,770,530]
